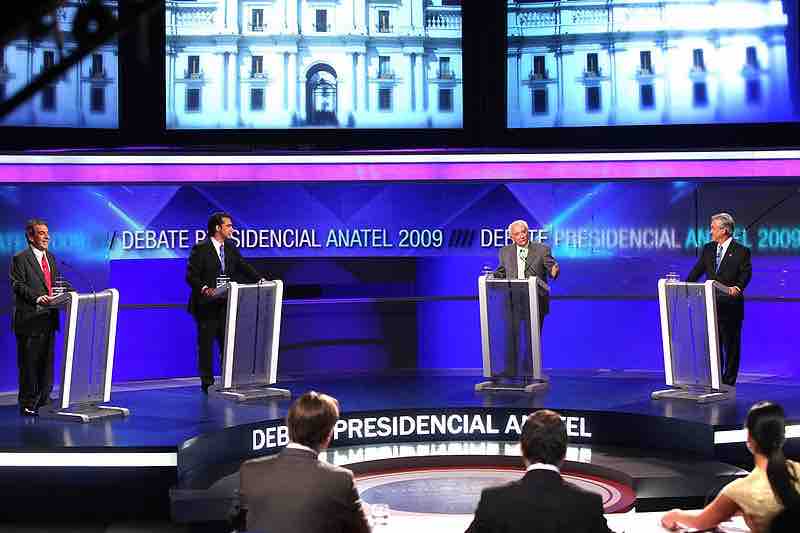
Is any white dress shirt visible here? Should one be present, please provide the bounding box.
[525,462,560,474]
[516,245,528,279]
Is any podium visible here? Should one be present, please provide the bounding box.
[652,279,734,403]
[41,289,129,422]
[211,281,290,402]
[475,275,550,393]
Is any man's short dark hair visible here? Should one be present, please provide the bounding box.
[207,212,232,236]
[287,391,340,451]
[25,218,48,243]
[520,409,567,465]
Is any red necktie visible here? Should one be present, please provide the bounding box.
[41,255,52,296]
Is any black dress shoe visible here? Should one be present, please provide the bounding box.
[201,383,212,394]
[19,406,38,417]
[38,396,55,408]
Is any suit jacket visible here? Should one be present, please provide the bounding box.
[686,240,752,322]
[494,242,558,315]
[239,447,371,533]
[186,238,261,319]
[466,469,613,533]
[10,247,60,335]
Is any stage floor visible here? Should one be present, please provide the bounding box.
[1,370,799,523]
[1,370,799,452]
[0,370,800,452]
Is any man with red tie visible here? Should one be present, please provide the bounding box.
[10,219,60,416]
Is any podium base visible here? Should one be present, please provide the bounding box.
[40,404,130,423]
[651,385,735,403]
[212,384,291,402]
[475,378,549,393]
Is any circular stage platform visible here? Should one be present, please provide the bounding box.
[1,371,799,523]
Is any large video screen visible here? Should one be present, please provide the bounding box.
[165,0,464,129]
[0,1,119,128]
[507,0,800,128]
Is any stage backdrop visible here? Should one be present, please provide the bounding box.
[0,179,798,391]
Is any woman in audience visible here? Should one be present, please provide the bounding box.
[661,401,800,533]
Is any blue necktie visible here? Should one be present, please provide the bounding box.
[715,244,723,272]
[219,244,225,273]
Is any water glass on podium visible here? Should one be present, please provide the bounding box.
[215,274,230,288]
[52,274,67,297]
[369,503,390,528]
[665,271,680,284]
[481,264,494,279]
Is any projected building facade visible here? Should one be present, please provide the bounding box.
[0,1,119,128]
[166,0,463,129]
[507,0,796,128]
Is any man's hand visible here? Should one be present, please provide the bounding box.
[201,286,216,297]
[36,295,52,305]
[550,264,560,279]
[728,286,742,297]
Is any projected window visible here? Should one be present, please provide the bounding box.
[439,57,452,79]
[507,0,798,128]
[188,56,200,78]
[186,88,201,112]
[533,55,546,79]
[90,86,105,113]
[315,10,329,32]
[747,80,761,104]
[379,88,392,111]
[586,53,600,76]
[692,49,705,72]
[91,54,104,77]
[379,56,392,78]
[252,56,264,78]
[251,8,264,32]
[586,86,601,112]
[639,51,652,75]
[251,88,264,111]
[439,88,453,112]
[378,10,391,33]
[693,82,708,107]
[166,0,462,129]
[43,50,55,71]
[746,46,759,68]
[533,88,547,114]
[42,86,56,111]
[640,84,654,109]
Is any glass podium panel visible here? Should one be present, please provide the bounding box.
[68,292,114,404]
[485,280,534,379]
[229,283,278,386]
[664,283,713,388]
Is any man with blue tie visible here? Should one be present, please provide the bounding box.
[186,212,265,393]
[686,213,752,386]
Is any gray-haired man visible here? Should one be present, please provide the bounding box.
[686,213,752,386]
[493,220,559,377]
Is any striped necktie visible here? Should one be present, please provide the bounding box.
[715,244,723,272]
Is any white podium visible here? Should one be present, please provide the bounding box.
[475,275,550,393]
[211,281,290,402]
[41,289,129,422]
[652,279,734,403]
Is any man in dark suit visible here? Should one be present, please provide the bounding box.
[466,409,612,533]
[492,220,559,377]
[686,212,752,386]
[186,212,264,393]
[10,219,60,416]
[239,391,371,533]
